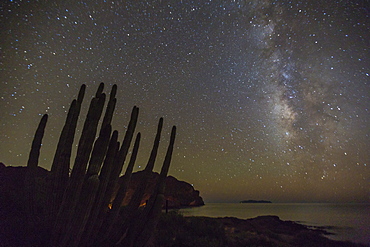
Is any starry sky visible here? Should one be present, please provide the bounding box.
[1,0,369,203]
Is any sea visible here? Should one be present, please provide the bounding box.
[178,203,370,246]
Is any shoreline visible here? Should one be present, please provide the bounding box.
[156,213,368,247]
[178,202,370,245]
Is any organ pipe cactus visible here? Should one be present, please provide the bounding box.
[25,114,48,223]
[81,130,120,246]
[68,174,100,247]
[83,106,139,246]
[49,84,85,220]
[51,84,107,246]
[23,83,176,247]
[86,84,117,178]
[119,126,177,247]
[112,117,164,246]
[103,132,141,240]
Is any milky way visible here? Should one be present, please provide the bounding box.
[1,0,369,202]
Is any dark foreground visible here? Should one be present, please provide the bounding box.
[155,212,367,247]
[0,164,366,246]
[0,210,366,247]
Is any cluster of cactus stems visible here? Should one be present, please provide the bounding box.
[25,83,176,247]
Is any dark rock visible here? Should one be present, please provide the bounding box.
[213,216,366,247]
[119,171,204,208]
[0,164,203,210]
[0,163,49,210]
[0,164,50,247]
[156,213,367,247]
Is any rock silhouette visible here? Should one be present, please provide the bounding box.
[119,171,204,208]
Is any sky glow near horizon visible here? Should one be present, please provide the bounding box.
[1,0,369,203]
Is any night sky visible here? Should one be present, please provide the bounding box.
[1,0,369,203]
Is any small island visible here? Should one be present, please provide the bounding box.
[240,200,272,203]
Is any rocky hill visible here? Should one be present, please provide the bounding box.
[0,163,204,210]
[0,163,49,212]
[120,171,204,208]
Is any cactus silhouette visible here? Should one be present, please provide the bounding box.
[25,114,48,230]
[22,83,176,247]
[48,84,85,220]
[118,125,177,247]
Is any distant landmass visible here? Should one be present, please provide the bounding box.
[240,200,272,203]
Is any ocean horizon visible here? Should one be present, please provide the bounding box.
[178,202,370,246]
